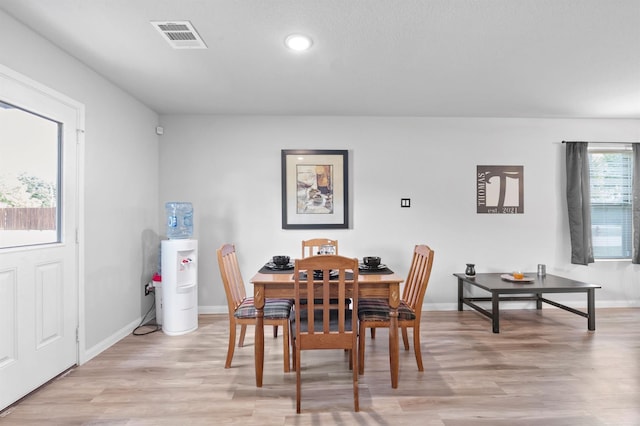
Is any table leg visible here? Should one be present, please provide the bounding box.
[536,292,543,310]
[457,277,463,311]
[254,284,265,387]
[388,282,400,389]
[491,292,500,333]
[587,288,596,331]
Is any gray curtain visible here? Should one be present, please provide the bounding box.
[565,142,594,265]
[633,144,640,264]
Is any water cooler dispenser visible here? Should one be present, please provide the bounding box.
[161,238,198,335]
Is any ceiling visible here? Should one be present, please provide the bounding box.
[1,0,639,118]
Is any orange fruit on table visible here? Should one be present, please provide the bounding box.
[513,272,524,279]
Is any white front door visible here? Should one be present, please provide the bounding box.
[0,65,83,410]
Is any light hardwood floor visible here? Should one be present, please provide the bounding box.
[1,308,639,425]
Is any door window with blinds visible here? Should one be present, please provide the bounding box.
[588,146,633,259]
[0,101,60,249]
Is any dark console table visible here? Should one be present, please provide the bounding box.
[453,272,601,333]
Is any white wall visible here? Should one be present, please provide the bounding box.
[0,11,160,354]
[159,116,640,312]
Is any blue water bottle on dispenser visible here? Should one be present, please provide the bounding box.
[165,202,193,239]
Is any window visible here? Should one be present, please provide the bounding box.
[0,100,60,249]
[588,146,633,259]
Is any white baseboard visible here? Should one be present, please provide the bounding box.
[80,316,143,365]
[81,305,227,365]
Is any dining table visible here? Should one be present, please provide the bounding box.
[249,261,404,388]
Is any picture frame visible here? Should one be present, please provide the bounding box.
[281,149,349,229]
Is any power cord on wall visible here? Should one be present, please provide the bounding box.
[132,294,161,335]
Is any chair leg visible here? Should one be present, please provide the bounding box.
[282,322,290,372]
[413,323,424,371]
[358,326,364,374]
[238,324,247,347]
[225,321,236,369]
[401,326,410,350]
[352,344,359,412]
[290,321,296,370]
[296,345,302,414]
[292,340,296,370]
[273,325,279,338]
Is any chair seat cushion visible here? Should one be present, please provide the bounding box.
[358,298,416,321]
[291,308,354,334]
[234,297,293,319]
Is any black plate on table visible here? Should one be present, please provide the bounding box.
[359,263,388,271]
[264,262,294,271]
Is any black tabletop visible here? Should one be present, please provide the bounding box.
[453,272,601,293]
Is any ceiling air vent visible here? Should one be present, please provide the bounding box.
[151,21,207,49]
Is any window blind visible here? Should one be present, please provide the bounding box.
[589,150,633,259]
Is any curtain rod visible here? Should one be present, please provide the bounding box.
[562,140,639,144]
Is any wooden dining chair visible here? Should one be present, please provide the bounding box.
[301,239,346,308]
[357,244,434,374]
[291,255,360,413]
[301,238,338,258]
[217,243,293,372]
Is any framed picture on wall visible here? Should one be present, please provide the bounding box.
[281,149,349,229]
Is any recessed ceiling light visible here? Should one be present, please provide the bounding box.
[285,34,313,51]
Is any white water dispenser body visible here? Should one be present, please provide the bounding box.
[161,239,198,335]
